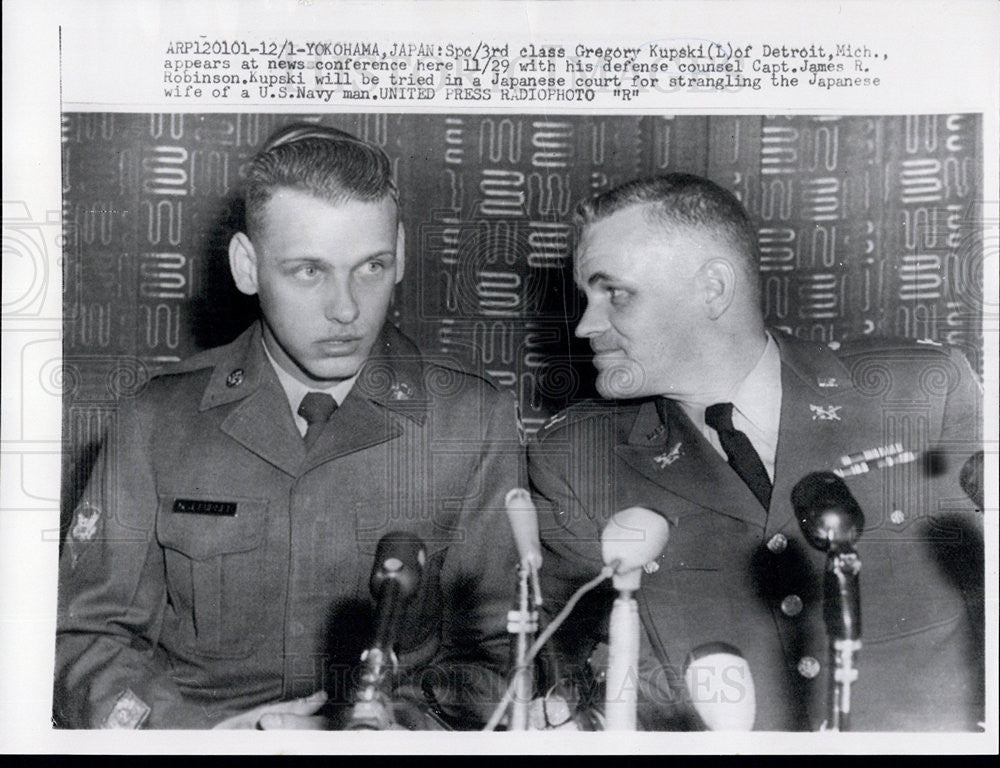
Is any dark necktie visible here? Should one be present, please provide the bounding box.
[298,392,337,449]
[704,402,772,509]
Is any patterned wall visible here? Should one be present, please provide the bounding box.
[61,113,983,519]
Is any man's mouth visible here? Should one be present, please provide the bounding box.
[316,336,363,355]
[591,348,625,366]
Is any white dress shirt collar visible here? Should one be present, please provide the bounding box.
[676,332,783,481]
[262,337,360,437]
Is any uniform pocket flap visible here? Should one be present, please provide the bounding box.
[156,495,267,559]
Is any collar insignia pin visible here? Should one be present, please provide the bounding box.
[810,404,842,421]
[226,369,244,388]
[646,423,666,441]
[654,441,683,468]
[390,381,413,400]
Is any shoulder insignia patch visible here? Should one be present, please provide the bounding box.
[71,502,101,542]
[102,688,151,729]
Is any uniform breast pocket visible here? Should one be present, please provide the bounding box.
[859,516,972,645]
[156,495,268,658]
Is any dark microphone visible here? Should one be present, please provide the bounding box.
[347,531,427,730]
[959,450,984,510]
[792,472,864,730]
[792,471,864,555]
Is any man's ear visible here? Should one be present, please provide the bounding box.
[394,220,406,285]
[699,258,737,320]
[229,232,260,296]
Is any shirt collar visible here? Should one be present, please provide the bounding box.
[261,336,359,418]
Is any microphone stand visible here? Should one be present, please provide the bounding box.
[507,561,540,730]
[792,471,865,733]
[348,576,402,731]
[824,544,861,732]
[604,572,640,731]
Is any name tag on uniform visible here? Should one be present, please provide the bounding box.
[172,499,238,516]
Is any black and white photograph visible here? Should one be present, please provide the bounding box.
[2,0,998,755]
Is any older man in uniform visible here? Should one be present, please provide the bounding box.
[529,174,984,731]
[55,124,521,729]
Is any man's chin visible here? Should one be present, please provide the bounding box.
[301,358,364,385]
[595,364,648,400]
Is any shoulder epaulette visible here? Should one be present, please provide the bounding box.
[831,335,952,360]
[534,400,619,440]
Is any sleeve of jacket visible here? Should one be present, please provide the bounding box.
[54,395,212,729]
[934,346,986,642]
[430,387,523,725]
[939,346,983,458]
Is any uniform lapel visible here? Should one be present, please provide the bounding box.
[302,393,403,470]
[614,398,766,528]
[301,323,426,472]
[206,323,308,476]
[766,335,865,538]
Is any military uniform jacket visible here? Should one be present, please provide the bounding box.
[56,322,521,729]
[528,333,983,731]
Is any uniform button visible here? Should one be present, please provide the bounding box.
[890,509,905,525]
[767,533,788,554]
[797,656,821,679]
[781,594,803,617]
[290,621,305,638]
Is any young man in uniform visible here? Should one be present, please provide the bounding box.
[56,124,521,729]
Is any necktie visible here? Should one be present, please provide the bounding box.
[704,402,772,509]
[298,392,337,449]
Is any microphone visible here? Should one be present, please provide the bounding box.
[601,507,671,730]
[959,451,984,510]
[347,531,427,730]
[792,471,864,554]
[683,643,756,731]
[504,488,543,570]
[792,472,864,731]
[601,506,672,590]
[503,488,543,730]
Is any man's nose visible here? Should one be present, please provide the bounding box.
[574,300,605,339]
[324,279,360,324]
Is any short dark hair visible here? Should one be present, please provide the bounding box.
[573,173,759,276]
[244,123,398,236]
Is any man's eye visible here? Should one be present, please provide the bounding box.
[607,286,626,302]
[363,261,386,275]
[295,265,320,279]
